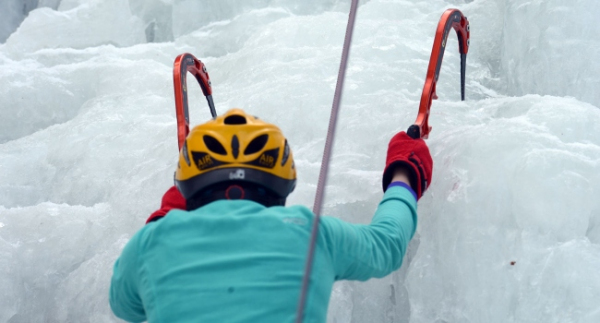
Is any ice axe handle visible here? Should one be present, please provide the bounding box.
[173,53,216,150]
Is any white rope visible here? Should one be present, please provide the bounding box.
[294,0,360,322]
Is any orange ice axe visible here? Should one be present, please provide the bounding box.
[173,53,216,150]
[407,9,470,139]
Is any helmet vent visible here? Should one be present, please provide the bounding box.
[182,140,191,166]
[224,115,247,125]
[244,134,269,155]
[281,140,290,166]
[232,135,240,159]
[203,135,227,155]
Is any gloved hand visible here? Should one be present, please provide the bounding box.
[382,131,433,200]
[146,186,186,224]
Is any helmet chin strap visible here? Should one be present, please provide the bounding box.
[186,182,286,211]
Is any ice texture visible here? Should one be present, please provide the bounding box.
[2,0,146,56]
[1,0,600,322]
[0,0,38,43]
[502,0,600,108]
[0,0,64,43]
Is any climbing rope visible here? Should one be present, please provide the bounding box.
[294,0,360,321]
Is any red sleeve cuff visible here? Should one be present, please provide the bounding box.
[146,209,166,224]
[145,186,187,224]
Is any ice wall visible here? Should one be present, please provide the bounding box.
[0,0,60,43]
[1,0,600,322]
[502,0,600,107]
[0,0,36,43]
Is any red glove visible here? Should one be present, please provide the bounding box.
[146,186,187,224]
[382,131,433,200]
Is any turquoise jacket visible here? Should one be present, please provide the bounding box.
[109,185,417,322]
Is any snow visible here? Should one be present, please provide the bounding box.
[1,0,600,322]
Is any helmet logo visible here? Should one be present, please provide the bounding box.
[259,154,275,168]
[244,148,279,169]
[196,154,213,169]
[191,151,228,171]
[229,169,245,180]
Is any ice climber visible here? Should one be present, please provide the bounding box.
[109,108,433,322]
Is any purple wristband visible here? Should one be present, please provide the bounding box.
[387,181,417,201]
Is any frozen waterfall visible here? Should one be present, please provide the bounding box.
[1,0,599,322]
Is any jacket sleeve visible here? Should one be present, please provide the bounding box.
[109,230,147,322]
[319,185,418,281]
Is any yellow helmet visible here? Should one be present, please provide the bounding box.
[175,108,296,207]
